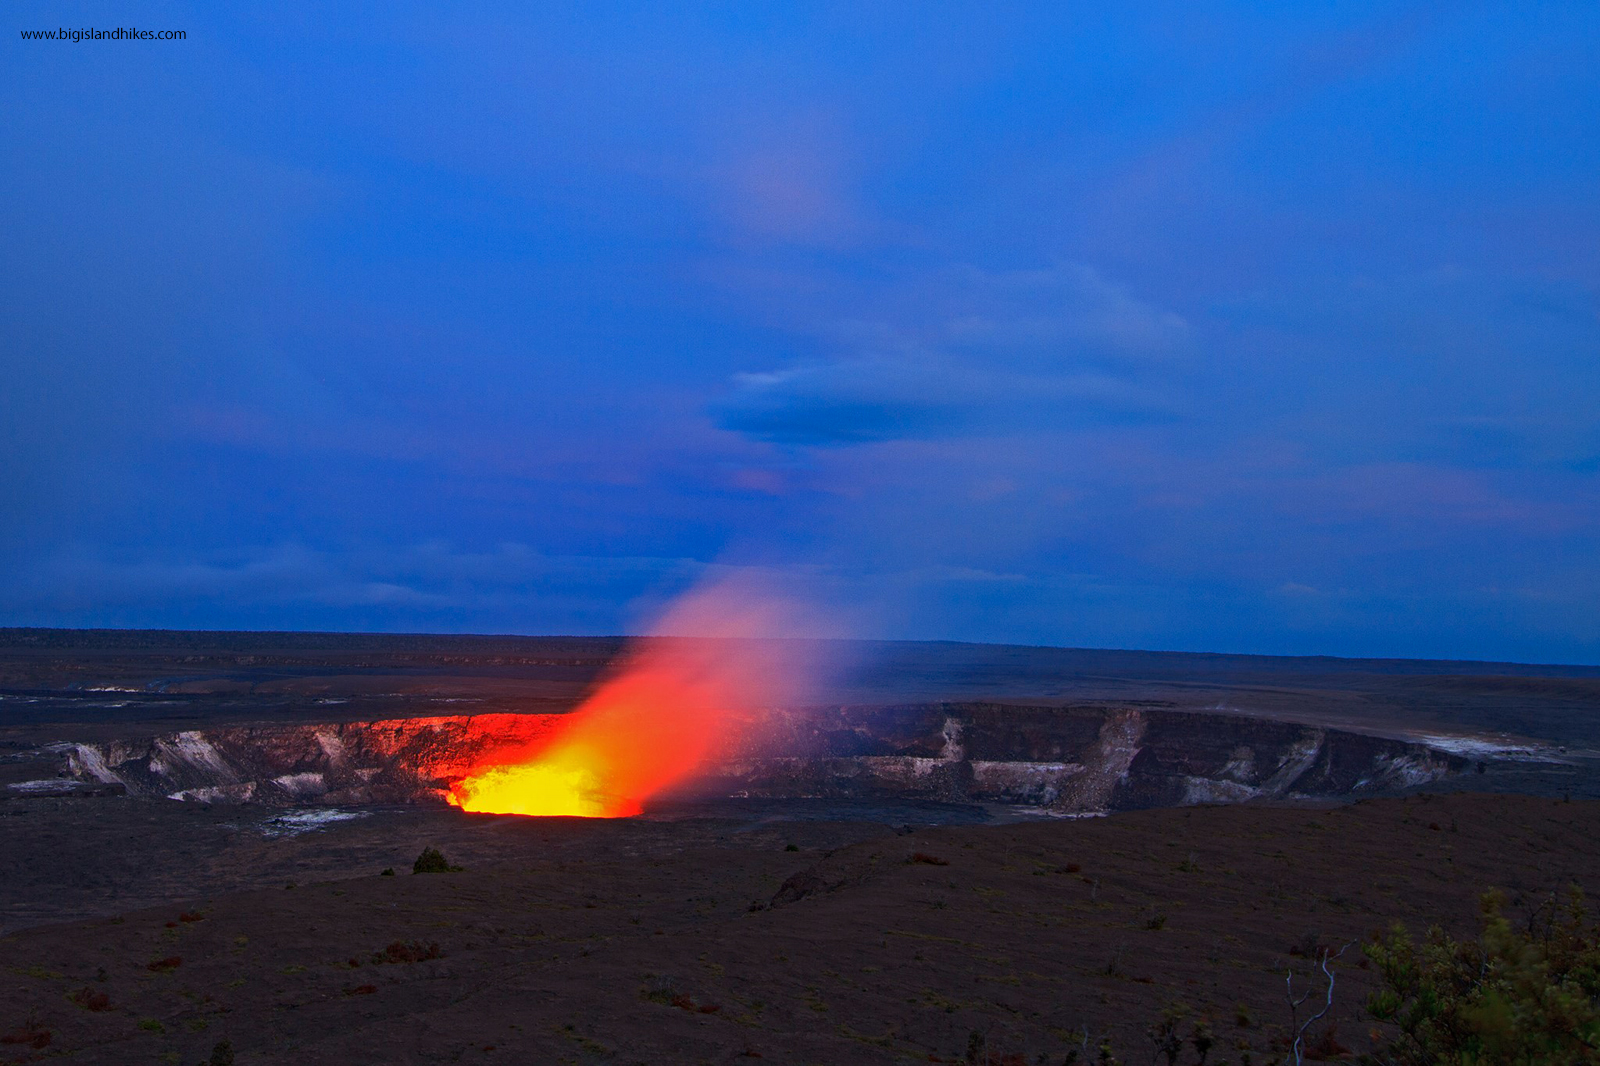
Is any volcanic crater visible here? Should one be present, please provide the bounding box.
[23,703,1464,815]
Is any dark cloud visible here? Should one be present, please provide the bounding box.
[713,357,1175,446]
[0,542,711,635]
[714,361,969,445]
[713,264,1187,446]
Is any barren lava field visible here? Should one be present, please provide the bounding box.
[4,630,1600,1064]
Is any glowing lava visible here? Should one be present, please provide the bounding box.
[446,661,735,817]
[448,760,613,818]
[447,579,814,818]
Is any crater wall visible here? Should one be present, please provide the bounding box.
[709,703,1464,810]
[18,703,1464,813]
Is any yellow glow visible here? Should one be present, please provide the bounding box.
[447,758,624,818]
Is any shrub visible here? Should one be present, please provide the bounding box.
[0,1015,51,1050]
[1365,886,1600,1064]
[1145,1003,1188,1065]
[147,955,182,972]
[413,847,461,874]
[1288,931,1327,958]
[209,1039,235,1066]
[372,939,442,964]
[69,986,111,1011]
[1302,1020,1349,1060]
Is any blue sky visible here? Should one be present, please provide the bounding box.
[4,1,1598,662]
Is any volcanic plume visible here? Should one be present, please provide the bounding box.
[447,577,820,817]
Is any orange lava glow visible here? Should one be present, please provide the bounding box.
[447,579,816,818]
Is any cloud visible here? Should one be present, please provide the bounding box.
[936,264,1190,357]
[713,263,1186,446]
[714,359,969,445]
[715,357,1173,445]
[0,543,715,634]
[1213,269,1600,470]
[818,262,1191,363]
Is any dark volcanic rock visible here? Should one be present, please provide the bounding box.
[710,703,1464,810]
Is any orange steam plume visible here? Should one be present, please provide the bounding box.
[447,575,818,817]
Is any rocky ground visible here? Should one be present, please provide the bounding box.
[4,791,1599,1065]
[4,631,1600,1064]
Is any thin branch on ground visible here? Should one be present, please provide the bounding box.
[1285,941,1351,1066]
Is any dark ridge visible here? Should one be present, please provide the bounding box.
[4,627,1599,676]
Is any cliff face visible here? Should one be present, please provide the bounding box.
[704,703,1462,810]
[31,703,1462,813]
[55,713,562,805]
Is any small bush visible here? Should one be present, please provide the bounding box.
[1288,930,1333,958]
[380,867,395,876]
[413,847,461,874]
[1144,914,1168,931]
[784,844,799,852]
[209,1039,236,1066]
[1145,1003,1191,1065]
[178,910,205,923]
[372,939,442,964]
[69,986,111,1011]
[1303,1021,1349,1060]
[0,1016,51,1049]
[147,955,182,972]
[137,1018,165,1034]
